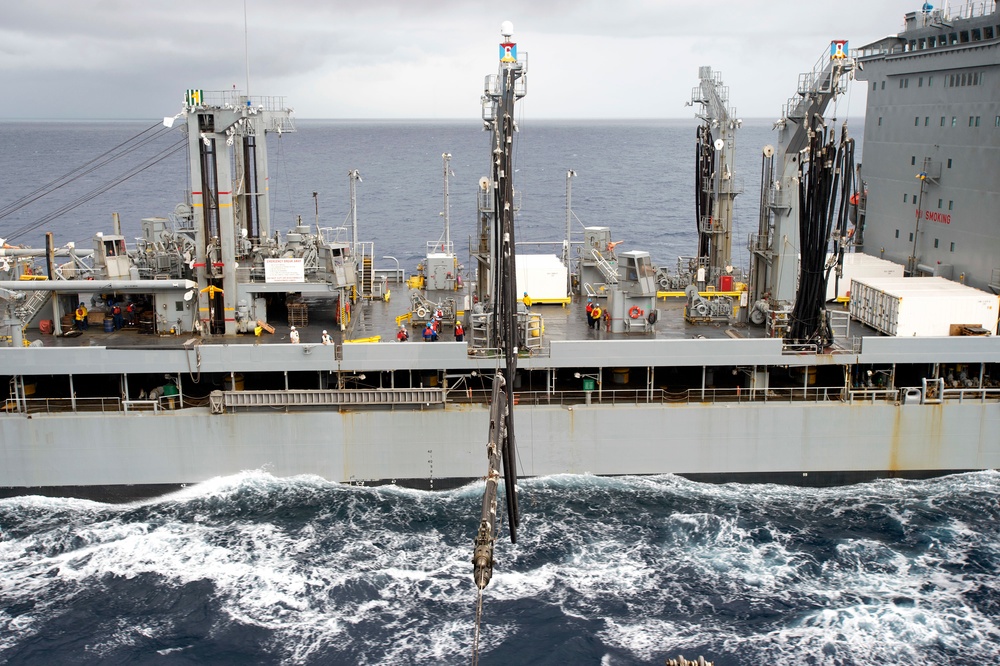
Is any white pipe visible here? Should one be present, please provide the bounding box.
[0,249,94,257]
[0,280,197,292]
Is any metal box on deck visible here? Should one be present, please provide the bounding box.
[826,253,904,301]
[849,276,999,336]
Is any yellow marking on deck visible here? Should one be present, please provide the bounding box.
[344,335,382,344]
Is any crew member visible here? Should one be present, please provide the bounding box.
[455,321,465,342]
[523,291,532,308]
[75,304,86,331]
[423,324,434,342]
[590,303,602,330]
[321,330,332,345]
[112,303,124,331]
[585,299,594,329]
[289,325,300,344]
[397,325,409,342]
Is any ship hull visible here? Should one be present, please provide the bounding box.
[3,399,996,500]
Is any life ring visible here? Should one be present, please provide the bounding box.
[629,305,643,319]
[416,306,428,318]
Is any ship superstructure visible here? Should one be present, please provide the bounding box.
[854,2,1000,292]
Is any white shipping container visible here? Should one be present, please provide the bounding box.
[849,276,999,336]
[825,253,904,301]
[515,254,568,302]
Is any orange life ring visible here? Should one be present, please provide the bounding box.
[628,305,643,319]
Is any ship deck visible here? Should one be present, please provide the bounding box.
[38,288,858,349]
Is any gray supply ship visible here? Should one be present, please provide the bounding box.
[1,7,999,500]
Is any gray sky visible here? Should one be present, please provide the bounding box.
[1,1,918,121]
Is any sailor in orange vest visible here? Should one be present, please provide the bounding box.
[455,321,465,342]
[397,325,409,342]
[585,299,594,329]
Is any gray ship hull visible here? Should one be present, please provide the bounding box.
[3,390,997,500]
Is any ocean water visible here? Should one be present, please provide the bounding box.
[1,472,998,665]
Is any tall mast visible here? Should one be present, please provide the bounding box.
[691,66,740,283]
[472,19,527,590]
[442,153,452,249]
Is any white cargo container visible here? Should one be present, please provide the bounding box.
[825,253,904,301]
[515,254,568,302]
[849,276,999,336]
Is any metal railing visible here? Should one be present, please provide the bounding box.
[6,384,998,416]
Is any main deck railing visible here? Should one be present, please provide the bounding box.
[4,386,1000,415]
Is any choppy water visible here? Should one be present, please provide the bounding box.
[1,472,998,665]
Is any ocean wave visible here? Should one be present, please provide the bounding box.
[1,471,998,664]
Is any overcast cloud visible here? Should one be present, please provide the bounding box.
[0,1,918,120]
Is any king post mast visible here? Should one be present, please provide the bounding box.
[472,21,526,591]
[182,90,293,336]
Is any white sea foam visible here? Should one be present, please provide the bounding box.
[2,471,999,663]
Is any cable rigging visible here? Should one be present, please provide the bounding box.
[6,138,186,243]
[0,121,172,222]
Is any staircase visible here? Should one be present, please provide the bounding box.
[14,290,49,325]
[355,241,376,300]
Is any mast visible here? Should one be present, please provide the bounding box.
[442,153,452,249]
[565,169,576,295]
[750,43,854,311]
[691,67,741,283]
[182,88,294,336]
[472,19,527,590]
[348,169,361,251]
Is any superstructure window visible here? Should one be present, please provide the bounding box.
[904,194,909,202]
[928,75,934,85]
[881,81,885,90]
[915,117,920,126]
[950,242,955,252]
[948,200,954,210]
[872,82,877,91]
[924,117,929,126]
[895,229,900,238]
[947,158,952,168]
[952,117,957,127]
[986,27,995,39]
[878,116,883,126]
[909,233,914,242]
[934,239,939,248]
[975,116,981,127]
[941,117,946,126]
[996,116,1000,127]
[919,77,924,87]
[911,156,916,165]
[938,198,943,208]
